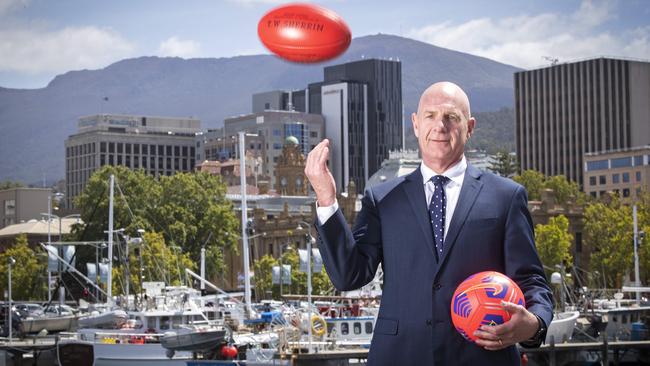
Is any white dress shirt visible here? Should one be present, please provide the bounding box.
[316,156,468,236]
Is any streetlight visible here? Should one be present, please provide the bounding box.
[46,192,63,302]
[115,230,144,309]
[296,220,316,353]
[633,205,643,305]
[7,256,15,343]
[239,130,258,317]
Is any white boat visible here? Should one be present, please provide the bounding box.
[79,309,129,329]
[19,313,78,334]
[545,311,579,344]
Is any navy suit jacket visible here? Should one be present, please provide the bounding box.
[316,164,553,366]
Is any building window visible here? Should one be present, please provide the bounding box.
[117,143,123,154]
[590,192,597,198]
[589,176,597,186]
[158,145,164,155]
[273,143,282,150]
[611,157,632,168]
[612,174,620,184]
[265,102,270,109]
[365,321,373,334]
[273,129,281,137]
[142,144,148,155]
[587,160,608,171]
[100,142,106,153]
[117,155,122,165]
[166,146,172,156]
[623,172,630,183]
[636,171,642,182]
[634,155,643,166]
[310,131,318,138]
[4,200,16,215]
[623,188,630,197]
[599,175,606,185]
[126,143,131,154]
[109,142,115,153]
[134,144,140,154]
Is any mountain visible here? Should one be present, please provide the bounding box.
[0,34,520,185]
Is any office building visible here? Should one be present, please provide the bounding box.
[247,58,403,192]
[314,59,403,192]
[515,57,650,187]
[64,114,201,208]
[223,110,324,186]
[0,188,51,229]
[584,146,650,201]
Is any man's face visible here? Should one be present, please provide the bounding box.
[411,84,475,172]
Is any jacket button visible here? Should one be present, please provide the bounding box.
[433,283,442,290]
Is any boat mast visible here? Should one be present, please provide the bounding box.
[107,174,115,304]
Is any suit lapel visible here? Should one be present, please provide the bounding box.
[434,165,484,278]
[402,167,437,258]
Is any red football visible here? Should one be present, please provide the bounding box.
[257,3,351,63]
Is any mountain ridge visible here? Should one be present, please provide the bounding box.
[0,33,520,184]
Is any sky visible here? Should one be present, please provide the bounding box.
[0,0,649,89]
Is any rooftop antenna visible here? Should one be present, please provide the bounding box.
[542,56,559,66]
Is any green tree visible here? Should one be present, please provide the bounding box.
[111,232,197,295]
[584,195,634,288]
[253,254,278,300]
[513,170,587,205]
[513,170,545,200]
[253,249,334,300]
[535,215,573,279]
[0,234,47,300]
[152,172,239,280]
[0,180,24,190]
[489,151,518,178]
[543,175,586,205]
[73,166,238,284]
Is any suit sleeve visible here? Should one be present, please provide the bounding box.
[504,185,554,340]
[315,187,383,291]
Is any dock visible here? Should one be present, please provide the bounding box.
[521,338,650,366]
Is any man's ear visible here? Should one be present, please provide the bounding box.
[411,112,419,138]
[467,117,476,139]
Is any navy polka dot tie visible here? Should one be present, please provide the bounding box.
[429,175,449,256]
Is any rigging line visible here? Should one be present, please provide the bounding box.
[114,176,178,285]
[115,177,180,255]
[44,184,107,309]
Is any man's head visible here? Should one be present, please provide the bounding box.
[411,81,475,173]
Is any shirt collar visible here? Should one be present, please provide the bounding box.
[420,156,467,186]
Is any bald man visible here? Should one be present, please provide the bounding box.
[305,82,553,365]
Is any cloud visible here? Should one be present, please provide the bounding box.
[157,36,202,58]
[0,25,135,74]
[407,0,649,69]
[0,0,30,16]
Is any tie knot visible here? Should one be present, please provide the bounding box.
[431,175,449,187]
